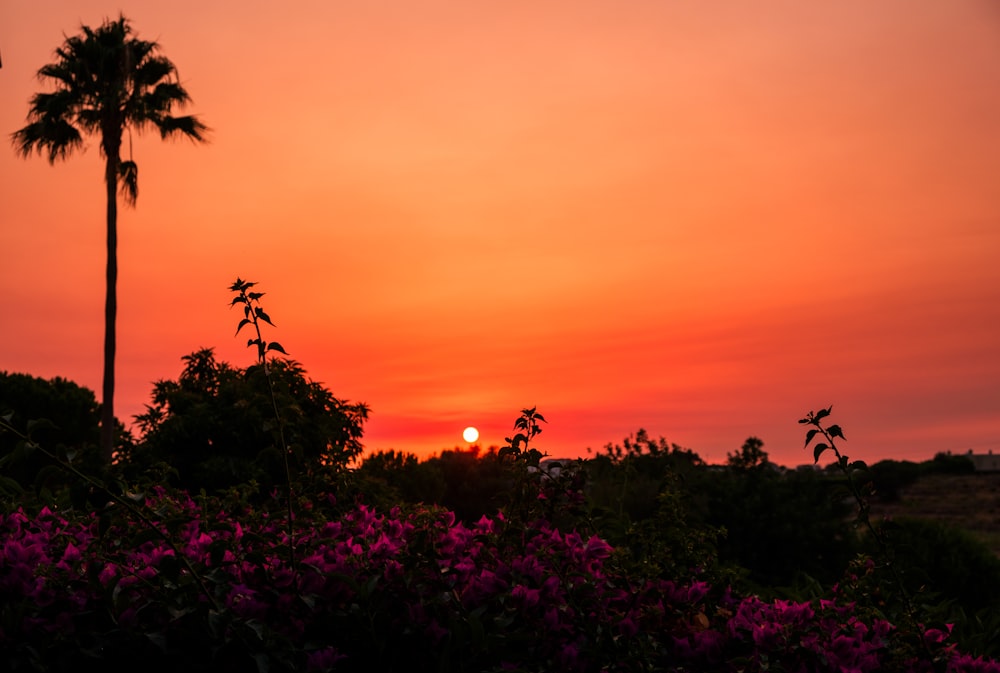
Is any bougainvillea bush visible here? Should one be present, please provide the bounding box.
[2,489,999,673]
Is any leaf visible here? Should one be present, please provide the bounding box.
[468,611,486,650]
[98,511,112,538]
[230,296,246,306]
[9,439,35,464]
[118,160,138,206]
[815,406,832,421]
[0,475,24,497]
[159,554,181,583]
[235,318,252,335]
[255,308,274,325]
[145,631,169,652]
[209,538,230,567]
[130,528,165,547]
[534,413,547,423]
[813,443,829,463]
[827,424,846,440]
[266,342,287,354]
[803,428,819,448]
[26,418,57,434]
[526,448,543,467]
[253,654,270,673]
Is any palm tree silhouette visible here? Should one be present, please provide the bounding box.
[12,15,208,462]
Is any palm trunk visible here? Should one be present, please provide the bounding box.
[99,153,118,463]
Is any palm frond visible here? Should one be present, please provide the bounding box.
[118,160,138,206]
[156,115,209,142]
[133,56,175,88]
[13,15,206,177]
[12,120,82,162]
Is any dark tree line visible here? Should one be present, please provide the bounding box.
[3,363,998,658]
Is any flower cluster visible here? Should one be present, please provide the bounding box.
[1,491,998,672]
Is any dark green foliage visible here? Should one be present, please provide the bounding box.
[868,455,975,502]
[585,430,724,583]
[702,464,858,591]
[839,516,1000,659]
[876,517,1000,616]
[869,459,923,501]
[427,447,509,522]
[356,449,447,507]
[726,436,769,471]
[929,451,976,474]
[131,349,368,493]
[356,446,510,522]
[710,432,857,591]
[0,372,104,492]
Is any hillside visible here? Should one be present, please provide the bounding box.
[868,472,1000,557]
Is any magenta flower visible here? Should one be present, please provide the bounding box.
[306,646,347,671]
[512,583,541,608]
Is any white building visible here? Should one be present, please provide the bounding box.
[966,450,1000,472]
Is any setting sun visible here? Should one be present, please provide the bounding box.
[462,427,480,444]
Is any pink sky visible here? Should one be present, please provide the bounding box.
[2,1,998,466]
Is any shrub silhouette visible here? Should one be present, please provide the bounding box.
[131,348,368,493]
[0,372,104,493]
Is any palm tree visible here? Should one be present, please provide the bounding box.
[12,15,207,462]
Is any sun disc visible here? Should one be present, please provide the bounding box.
[463,426,479,443]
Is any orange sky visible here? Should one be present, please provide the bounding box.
[2,1,999,467]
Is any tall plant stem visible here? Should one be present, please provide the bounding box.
[255,332,295,571]
[802,408,941,670]
[229,278,296,571]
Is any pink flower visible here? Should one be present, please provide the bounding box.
[558,640,582,671]
[60,542,82,565]
[924,624,954,646]
[618,613,639,638]
[425,619,449,644]
[306,646,347,671]
[685,581,709,604]
[368,532,398,557]
[583,535,612,562]
[98,563,118,587]
[949,653,1000,673]
[473,515,496,536]
[511,584,541,608]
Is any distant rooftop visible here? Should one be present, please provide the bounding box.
[964,450,1000,472]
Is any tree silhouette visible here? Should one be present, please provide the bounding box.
[12,15,207,462]
[131,349,369,493]
[726,436,769,471]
